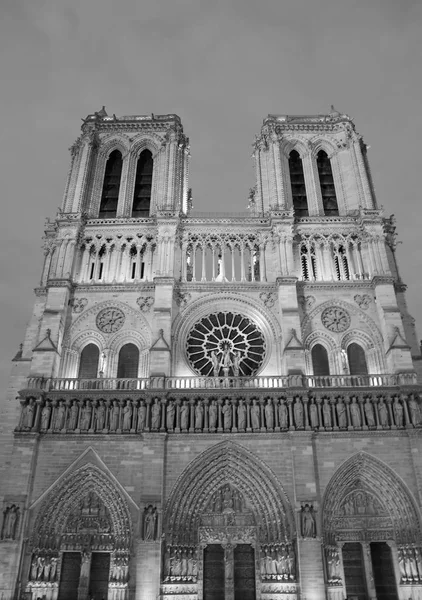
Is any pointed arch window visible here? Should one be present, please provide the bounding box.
[289,150,308,216]
[311,344,330,376]
[333,245,350,281]
[117,343,139,379]
[132,150,153,217]
[317,150,338,215]
[347,343,368,375]
[78,344,99,379]
[301,244,317,281]
[99,150,123,219]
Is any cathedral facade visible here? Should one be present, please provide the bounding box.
[1,107,422,600]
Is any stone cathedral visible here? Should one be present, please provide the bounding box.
[1,106,422,600]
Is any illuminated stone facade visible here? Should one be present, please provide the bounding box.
[1,107,422,600]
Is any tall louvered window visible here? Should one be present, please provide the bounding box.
[132,150,153,217]
[99,150,122,218]
[317,151,338,215]
[289,150,308,216]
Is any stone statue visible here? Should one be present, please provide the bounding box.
[222,399,232,429]
[210,350,220,376]
[95,401,105,430]
[23,399,35,429]
[81,401,92,430]
[260,553,267,577]
[166,401,175,430]
[221,344,232,376]
[2,505,19,539]
[232,350,241,376]
[137,400,147,431]
[143,505,157,540]
[69,400,79,430]
[378,398,389,427]
[233,489,242,512]
[301,504,316,538]
[265,398,274,429]
[110,400,119,431]
[99,350,107,374]
[195,402,204,429]
[393,397,404,427]
[237,399,246,430]
[322,399,332,428]
[350,397,361,427]
[209,400,217,429]
[30,556,38,580]
[50,556,57,581]
[336,398,347,427]
[398,546,409,579]
[41,404,51,430]
[37,556,45,579]
[279,401,288,428]
[409,394,421,426]
[407,546,419,580]
[151,398,161,429]
[309,400,318,429]
[164,545,171,577]
[293,398,303,428]
[122,400,132,430]
[214,489,222,512]
[286,545,296,578]
[223,485,234,510]
[251,399,260,429]
[171,549,182,577]
[181,548,188,576]
[55,400,66,430]
[364,398,375,427]
[180,400,189,429]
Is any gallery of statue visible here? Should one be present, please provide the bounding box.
[1,106,422,600]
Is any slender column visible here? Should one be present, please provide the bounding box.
[217,399,223,432]
[145,398,151,432]
[286,238,294,275]
[189,399,195,433]
[32,398,43,432]
[192,244,197,282]
[287,397,294,431]
[246,398,252,432]
[316,397,324,430]
[259,398,266,432]
[402,394,412,428]
[259,244,266,282]
[201,244,207,282]
[160,398,167,432]
[221,245,226,281]
[303,397,310,430]
[331,397,338,430]
[240,245,245,281]
[353,242,364,278]
[211,246,216,281]
[175,399,181,433]
[203,399,209,432]
[78,551,92,600]
[361,542,377,600]
[273,398,280,431]
[250,249,255,282]
[387,396,396,429]
[231,246,235,282]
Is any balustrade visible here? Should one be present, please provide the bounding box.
[16,392,422,435]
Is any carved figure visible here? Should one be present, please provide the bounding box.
[214,490,222,512]
[171,549,182,576]
[164,545,171,577]
[279,400,288,428]
[364,398,375,427]
[407,546,419,580]
[69,400,79,430]
[301,504,316,538]
[309,400,318,428]
[181,548,188,576]
[260,554,267,577]
[110,400,119,431]
[294,398,303,428]
[378,398,389,427]
[31,556,38,580]
[143,505,157,540]
[81,401,92,430]
[99,350,107,373]
[2,505,18,539]
[210,350,220,376]
[398,546,409,579]
[409,394,421,426]
[195,402,203,429]
[41,404,51,430]
[209,400,217,429]
[350,397,361,427]
[393,397,404,427]
[265,398,274,429]
[55,400,66,430]
[287,545,296,578]
[180,400,189,430]
[237,399,246,430]
[322,399,332,427]
[336,398,347,427]
[222,399,232,429]
[37,556,45,579]
[95,401,105,430]
[251,399,260,429]
[23,399,35,429]
[122,400,132,430]
[166,401,175,430]
[151,398,161,429]
[234,489,242,512]
[232,350,241,376]
[137,400,146,431]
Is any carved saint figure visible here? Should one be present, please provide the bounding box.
[322,399,332,428]
[214,489,222,512]
[393,397,404,427]
[294,398,303,428]
[232,350,241,376]
[181,548,188,576]
[110,400,119,431]
[180,400,189,430]
[233,489,242,512]
[69,400,79,430]
[166,401,175,430]
[55,400,66,430]
[23,399,35,429]
[171,548,182,577]
[409,394,421,426]
[301,504,316,538]
[221,343,232,371]
[237,399,246,430]
[378,397,389,427]
[309,400,318,429]
[137,400,146,431]
[2,505,19,539]
[209,400,217,429]
[336,398,347,427]
[251,399,260,429]
[164,545,171,578]
[122,400,132,430]
[195,401,203,429]
[210,350,220,376]
[41,404,51,430]
[265,398,274,429]
[350,397,361,427]
[364,397,376,427]
[278,400,288,428]
[398,546,410,580]
[286,545,296,578]
[151,398,161,429]
[143,505,157,540]
[222,399,232,429]
[95,401,105,430]
[81,401,92,430]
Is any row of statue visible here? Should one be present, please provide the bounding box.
[260,544,296,580]
[398,545,422,582]
[18,393,421,433]
[206,485,244,513]
[163,545,198,581]
[29,555,58,582]
[325,547,342,584]
[1,504,19,540]
[109,556,129,583]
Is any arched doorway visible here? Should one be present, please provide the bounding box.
[162,442,297,600]
[322,452,422,600]
[26,464,132,600]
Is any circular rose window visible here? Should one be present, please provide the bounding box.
[186,312,266,377]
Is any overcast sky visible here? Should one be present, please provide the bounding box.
[1,0,421,389]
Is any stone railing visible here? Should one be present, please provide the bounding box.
[16,391,422,435]
[25,372,417,393]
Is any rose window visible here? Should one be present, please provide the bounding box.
[186,312,266,377]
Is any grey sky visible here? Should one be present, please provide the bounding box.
[1,0,421,388]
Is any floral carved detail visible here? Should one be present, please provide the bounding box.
[321,307,350,333]
[175,291,191,308]
[299,295,316,311]
[354,294,372,310]
[71,298,88,313]
[136,296,154,313]
[96,307,125,333]
[260,292,276,309]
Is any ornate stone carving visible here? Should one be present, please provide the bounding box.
[353,294,372,310]
[325,546,342,585]
[299,295,316,311]
[300,504,316,538]
[260,543,296,581]
[71,297,88,313]
[260,292,276,309]
[175,290,192,308]
[96,307,125,333]
[143,505,158,541]
[137,296,155,313]
[321,306,350,333]
[29,553,58,582]
[1,504,20,540]
[163,546,198,582]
